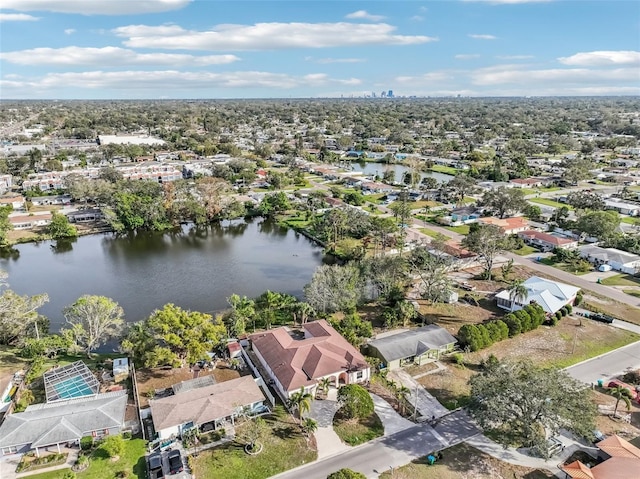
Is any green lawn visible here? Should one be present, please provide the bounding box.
[27,439,147,479]
[445,224,470,235]
[333,411,384,446]
[537,258,592,275]
[528,198,573,209]
[546,329,640,369]
[624,289,640,298]
[429,165,457,175]
[191,408,316,479]
[419,228,450,240]
[601,273,640,287]
[620,216,639,225]
[511,245,538,256]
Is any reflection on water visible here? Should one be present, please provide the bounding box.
[0,218,324,330]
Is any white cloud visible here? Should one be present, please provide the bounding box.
[113,22,437,50]
[410,15,424,22]
[0,13,39,22]
[395,72,453,84]
[0,46,240,67]
[455,54,481,60]
[64,28,75,35]
[496,55,534,60]
[0,70,362,95]
[558,50,640,66]
[345,10,386,22]
[314,58,366,64]
[1,0,191,15]
[468,34,497,40]
[471,64,640,85]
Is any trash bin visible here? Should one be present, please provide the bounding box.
[597,379,604,387]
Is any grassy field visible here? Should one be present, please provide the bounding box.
[190,408,316,479]
[378,443,553,479]
[537,258,592,275]
[528,198,572,209]
[444,224,470,235]
[418,315,640,408]
[0,346,28,378]
[624,289,640,298]
[601,273,640,287]
[429,165,457,175]
[419,228,450,239]
[27,439,147,479]
[620,216,639,225]
[333,411,384,446]
[510,245,538,256]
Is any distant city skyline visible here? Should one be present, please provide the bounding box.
[0,0,638,99]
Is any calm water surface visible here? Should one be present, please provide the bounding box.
[349,163,453,183]
[0,218,324,331]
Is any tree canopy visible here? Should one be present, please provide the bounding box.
[123,303,226,367]
[461,224,511,280]
[468,361,596,456]
[337,384,374,420]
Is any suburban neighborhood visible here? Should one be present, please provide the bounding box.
[0,94,640,479]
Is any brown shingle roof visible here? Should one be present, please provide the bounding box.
[250,320,368,393]
[149,376,265,432]
[519,230,575,246]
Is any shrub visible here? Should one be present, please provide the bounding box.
[481,354,500,371]
[337,384,374,419]
[458,324,483,351]
[622,370,640,385]
[555,311,562,321]
[549,315,558,326]
[515,310,532,332]
[62,472,76,479]
[560,307,568,317]
[504,315,522,337]
[122,431,132,440]
[327,469,367,479]
[115,471,129,478]
[80,436,94,451]
[476,324,492,349]
[100,435,125,458]
[451,353,465,367]
[574,291,583,306]
[566,304,573,314]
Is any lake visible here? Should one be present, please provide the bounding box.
[348,162,453,184]
[0,218,325,331]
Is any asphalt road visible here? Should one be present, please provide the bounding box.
[565,340,640,384]
[273,411,480,479]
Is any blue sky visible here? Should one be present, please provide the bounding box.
[1,0,639,99]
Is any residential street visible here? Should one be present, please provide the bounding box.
[565,340,640,385]
[273,418,477,479]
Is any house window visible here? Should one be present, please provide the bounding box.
[356,371,364,380]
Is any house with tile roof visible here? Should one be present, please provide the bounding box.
[518,230,578,251]
[478,216,529,235]
[149,376,266,440]
[249,320,370,400]
[494,276,580,315]
[560,435,640,479]
[0,391,127,457]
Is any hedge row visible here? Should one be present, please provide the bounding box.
[458,303,551,352]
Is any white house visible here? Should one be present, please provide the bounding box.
[579,245,640,275]
[495,276,580,315]
[604,199,640,217]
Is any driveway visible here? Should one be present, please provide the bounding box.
[370,393,415,436]
[389,369,449,420]
[0,453,20,479]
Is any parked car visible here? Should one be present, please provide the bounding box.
[168,450,183,475]
[458,282,476,291]
[147,453,163,479]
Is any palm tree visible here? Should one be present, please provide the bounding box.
[317,377,332,399]
[301,417,318,441]
[395,384,410,415]
[290,301,316,326]
[256,290,283,330]
[609,385,633,417]
[288,386,313,420]
[508,279,528,312]
[227,294,255,334]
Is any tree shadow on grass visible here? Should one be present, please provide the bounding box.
[133,455,147,479]
[271,425,298,440]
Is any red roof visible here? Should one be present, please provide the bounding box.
[519,230,575,246]
[250,320,368,393]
